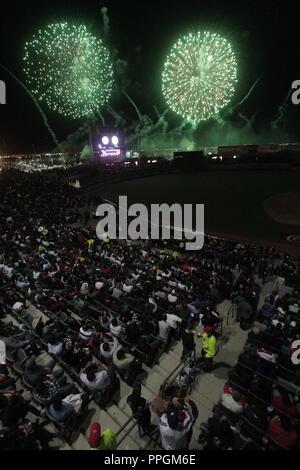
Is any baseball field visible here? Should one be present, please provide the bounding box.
[98,169,300,252]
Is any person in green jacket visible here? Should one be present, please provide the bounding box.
[197,326,217,372]
[88,422,117,450]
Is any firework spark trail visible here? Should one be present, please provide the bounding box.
[153,106,169,133]
[0,63,62,150]
[238,111,259,129]
[106,104,126,127]
[271,89,292,129]
[236,76,261,107]
[101,7,110,37]
[98,111,106,126]
[122,90,142,122]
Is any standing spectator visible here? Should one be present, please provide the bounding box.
[197,326,217,371]
[181,323,196,362]
[127,382,155,434]
[159,403,193,450]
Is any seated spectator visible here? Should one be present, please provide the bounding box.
[32,373,76,405]
[125,321,141,345]
[112,345,136,373]
[242,403,269,434]
[168,290,177,303]
[88,332,102,355]
[100,312,112,330]
[0,365,15,391]
[2,421,58,450]
[199,415,235,449]
[80,282,89,297]
[100,335,118,363]
[220,391,243,414]
[110,318,125,338]
[112,284,123,299]
[88,422,116,450]
[268,415,298,449]
[272,388,297,417]
[79,321,94,342]
[48,392,89,422]
[0,392,40,428]
[47,333,63,356]
[48,397,73,422]
[0,331,32,352]
[123,281,133,294]
[80,361,111,392]
[23,358,56,388]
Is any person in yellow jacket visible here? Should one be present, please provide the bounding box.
[88,422,116,450]
[197,326,217,372]
[87,238,95,249]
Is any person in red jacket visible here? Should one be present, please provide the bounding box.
[268,415,298,449]
[272,388,297,417]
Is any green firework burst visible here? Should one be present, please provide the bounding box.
[23,23,113,119]
[162,31,237,124]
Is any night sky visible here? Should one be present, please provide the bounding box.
[0,0,299,154]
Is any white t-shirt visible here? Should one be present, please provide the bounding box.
[123,284,133,293]
[289,303,299,314]
[166,314,182,329]
[80,370,110,391]
[220,393,243,413]
[79,327,93,341]
[110,323,124,338]
[168,293,177,303]
[158,320,170,340]
[159,412,193,450]
[4,266,14,278]
[100,338,118,359]
[12,301,24,311]
[48,342,63,355]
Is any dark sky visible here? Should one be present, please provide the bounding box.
[0,0,299,154]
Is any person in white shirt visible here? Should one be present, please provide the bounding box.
[80,362,111,391]
[123,282,133,294]
[110,318,125,338]
[3,265,14,279]
[16,278,30,289]
[12,301,24,312]
[289,303,299,314]
[95,281,104,290]
[158,315,170,342]
[79,322,94,342]
[159,404,193,450]
[166,313,182,330]
[112,345,135,373]
[220,392,243,414]
[112,286,123,299]
[168,290,177,303]
[100,336,118,363]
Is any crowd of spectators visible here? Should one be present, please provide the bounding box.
[0,167,298,450]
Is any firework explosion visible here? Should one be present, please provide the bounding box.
[23,23,113,119]
[162,31,238,125]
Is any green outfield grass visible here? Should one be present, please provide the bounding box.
[98,170,300,245]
